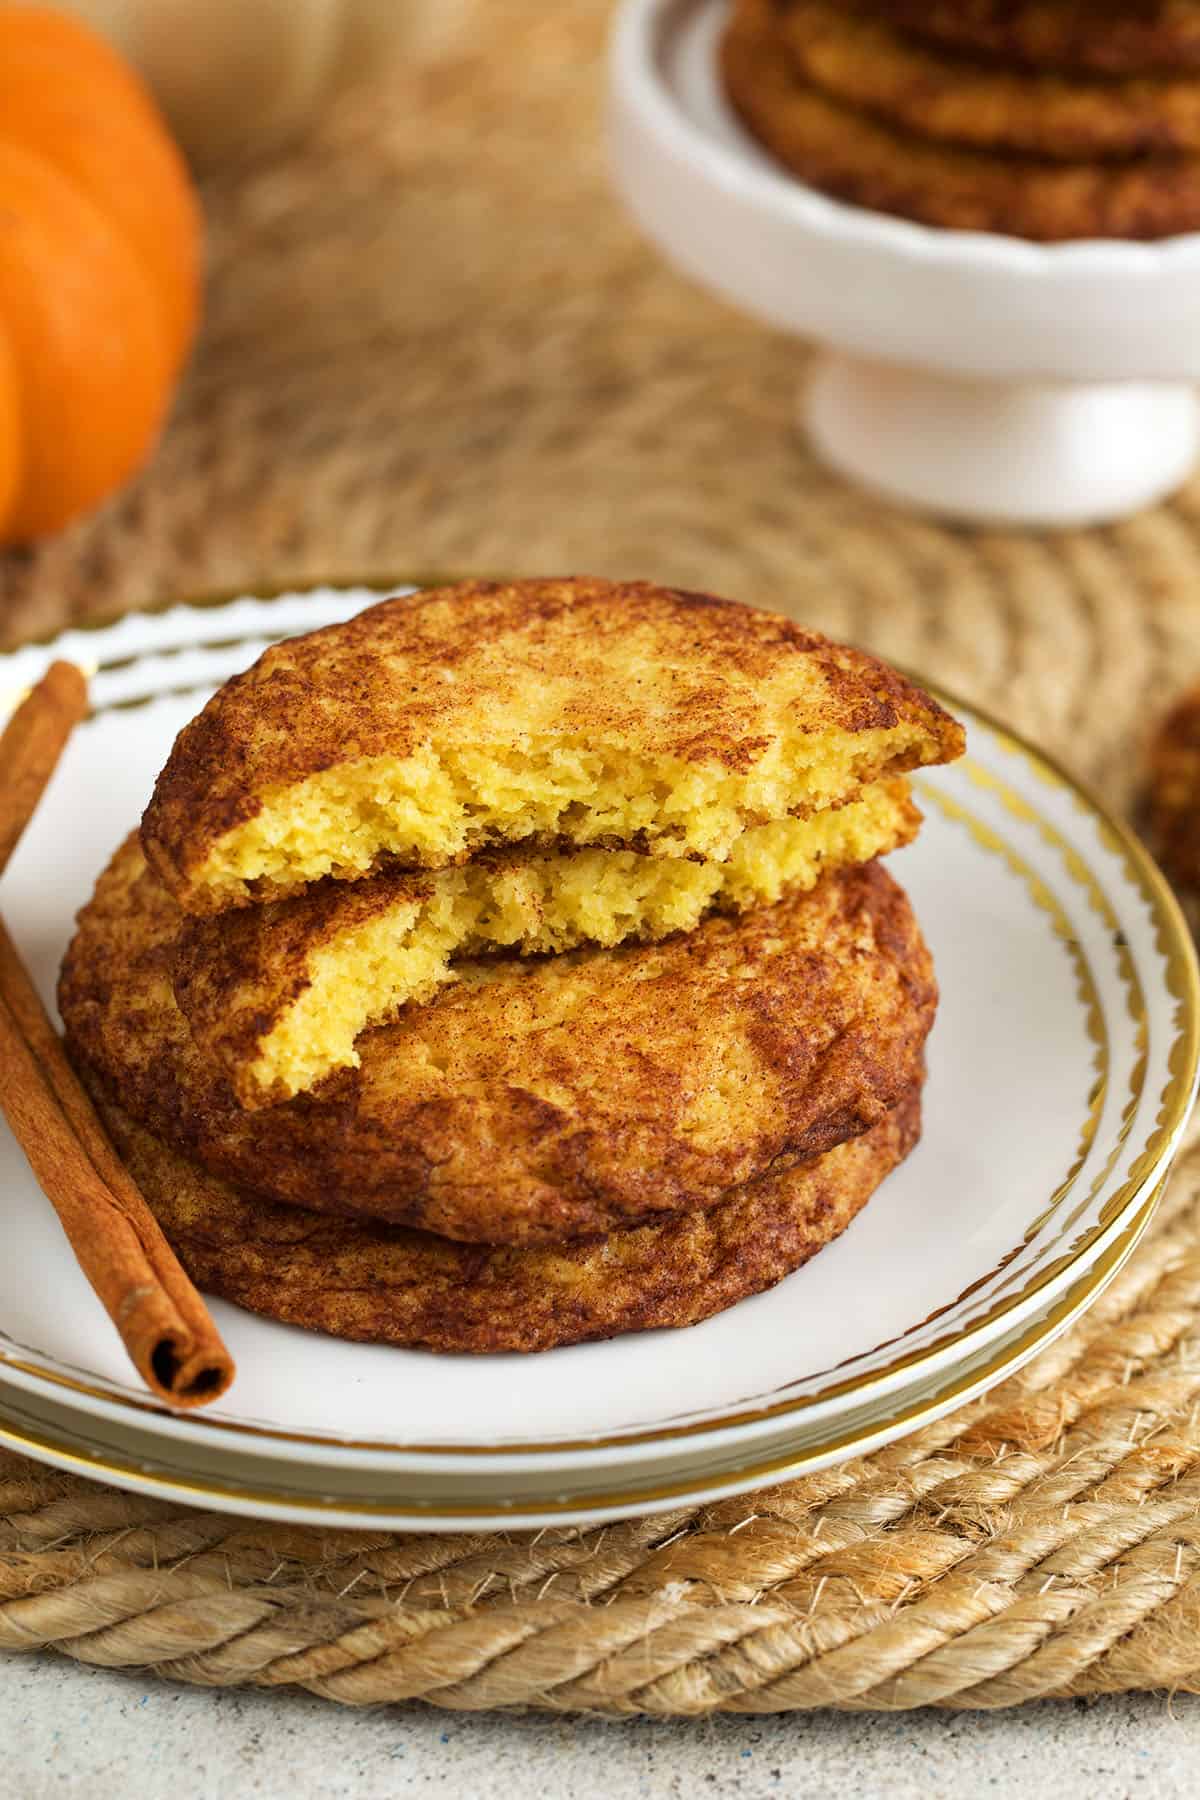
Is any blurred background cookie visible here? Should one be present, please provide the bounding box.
[1148,683,1200,895]
[779,0,1200,159]
[864,0,1200,77]
[723,0,1200,239]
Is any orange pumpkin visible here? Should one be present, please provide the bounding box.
[0,6,202,544]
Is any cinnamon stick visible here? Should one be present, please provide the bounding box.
[0,663,234,1406]
[0,663,89,872]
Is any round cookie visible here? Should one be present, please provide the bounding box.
[59,836,937,1246]
[779,0,1200,160]
[863,0,1200,79]
[1148,683,1200,894]
[170,778,921,1110]
[724,0,1200,241]
[93,1086,922,1355]
[139,574,963,915]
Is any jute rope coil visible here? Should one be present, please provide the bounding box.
[4,0,1200,1711]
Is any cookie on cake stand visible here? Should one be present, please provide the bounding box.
[608,0,1200,527]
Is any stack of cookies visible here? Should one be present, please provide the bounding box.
[723,0,1200,240]
[60,579,963,1354]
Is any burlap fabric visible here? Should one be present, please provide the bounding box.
[4,0,1200,1712]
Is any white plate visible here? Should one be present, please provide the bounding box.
[0,584,1195,1527]
[0,1185,1163,1527]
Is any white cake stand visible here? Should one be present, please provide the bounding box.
[609,0,1200,528]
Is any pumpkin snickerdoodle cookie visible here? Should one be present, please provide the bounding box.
[779,0,1200,160]
[171,778,920,1109]
[92,1085,922,1355]
[60,836,937,1246]
[142,576,960,916]
[864,0,1200,78]
[723,0,1200,239]
[59,575,960,1354]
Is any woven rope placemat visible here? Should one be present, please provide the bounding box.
[6,0,1200,1713]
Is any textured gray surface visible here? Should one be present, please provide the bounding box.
[3,1655,1199,1799]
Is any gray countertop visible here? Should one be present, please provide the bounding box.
[5,1653,1199,1798]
